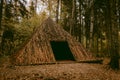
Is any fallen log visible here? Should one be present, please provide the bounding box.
[78,59,103,64]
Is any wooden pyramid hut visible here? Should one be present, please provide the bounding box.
[12,17,94,65]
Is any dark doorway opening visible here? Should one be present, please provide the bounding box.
[50,41,75,61]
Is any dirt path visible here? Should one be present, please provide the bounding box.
[0,63,120,80]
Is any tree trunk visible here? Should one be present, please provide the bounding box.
[78,1,82,42]
[0,0,4,54]
[104,0,112,56]
[0,0,3,29]
[56,0,60,23]
[109,0,119,70]
[89,7,94,51]
[35,0,38,12]
[70,0,75,35]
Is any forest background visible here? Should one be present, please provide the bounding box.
[0,0,120,69]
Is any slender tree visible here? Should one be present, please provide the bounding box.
[0,0,3,29]
[56,0,60,23]
[70,0,75,35]
[0,0,4,54]
[89,0,94,51]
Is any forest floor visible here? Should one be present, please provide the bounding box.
[0,60,120,80]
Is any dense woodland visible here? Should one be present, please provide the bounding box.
[0,0,120,69]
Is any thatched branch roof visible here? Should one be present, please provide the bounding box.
[11,17,94,65]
